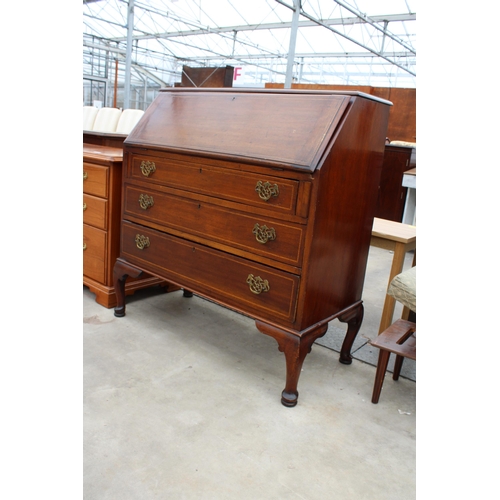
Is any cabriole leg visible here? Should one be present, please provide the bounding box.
[255,321,328,407]
[338,302,364,364]
[113,259,144,317]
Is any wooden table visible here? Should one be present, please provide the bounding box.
[371,217,416,334]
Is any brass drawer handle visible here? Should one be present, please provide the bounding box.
[252,223,276,244]
[135,234,150,250]
[139,193,154,210]
[140,160,156,177]
[246,274,270,294]
[83,243,87,251]
[83,171,88,181]
[255,180,279,201]
[83,203,87,211]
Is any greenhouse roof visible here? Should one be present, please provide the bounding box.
[83,0,416,89]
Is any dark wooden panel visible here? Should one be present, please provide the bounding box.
[266,83,415,143]
[180,65,235,88]
[83,131,126,149]
[375,145,414,222]
[386,88,416,143]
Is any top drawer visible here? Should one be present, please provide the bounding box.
[83,163,109,198]
[128,153,300,216]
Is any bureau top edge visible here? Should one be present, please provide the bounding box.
[157,87,393,106]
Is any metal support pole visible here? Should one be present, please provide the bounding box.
[124,0,134,109]
[284,0,300,89]
[298,57,304,83]
[113,58,118,108]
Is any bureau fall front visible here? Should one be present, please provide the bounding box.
[113,88,391,406]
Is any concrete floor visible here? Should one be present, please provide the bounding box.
[83,246,416,499]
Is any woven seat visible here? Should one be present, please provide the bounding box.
[388,265,416,313]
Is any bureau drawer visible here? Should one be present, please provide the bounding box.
[129,154,300,215]
[83,163,109,198]
[83,194,108,230]
[121,222,299,324]
[83,224,106,283]
[123,185,305,267]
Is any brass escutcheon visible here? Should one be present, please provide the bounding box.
[252,223,276,244]
[246,274,270,294]
[139,193,154,210]
[135,234,150,250]
[140,160,156,177]
[255,180,279,201]
[83,171,88,181]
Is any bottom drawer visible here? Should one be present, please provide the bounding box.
[84,224,107,284]
[121,221,299,324]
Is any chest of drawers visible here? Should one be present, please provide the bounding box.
[113,88,391,406]
[83,144,169,307]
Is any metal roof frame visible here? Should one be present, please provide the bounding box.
[83,0,416,108]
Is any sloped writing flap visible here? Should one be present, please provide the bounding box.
[126,89,352,171]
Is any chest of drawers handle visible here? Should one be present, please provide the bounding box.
[255,180,279,201]
[139,193,155,210]
[135,234,151,250]
[83,203,87,211]
[252,223,276,244]
[140,160,156,177]
[246,274,270,294]
[83,243,87,251]
[83,171,88,181]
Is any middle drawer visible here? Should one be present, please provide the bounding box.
[123,185,305,268]
[83,193,107,230]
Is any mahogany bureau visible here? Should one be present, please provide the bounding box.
[113,88,391,406]
[83,144,169,307]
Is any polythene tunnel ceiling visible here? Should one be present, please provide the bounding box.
[83,0,416,104]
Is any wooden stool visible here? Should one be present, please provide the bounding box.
[370,218,416,334]
[370,319,416,404]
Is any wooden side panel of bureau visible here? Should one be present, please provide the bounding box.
[83,144,172,308]
[113,88,391,406]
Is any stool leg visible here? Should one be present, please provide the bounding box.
[372,349,391,404]
[393,355,405,380]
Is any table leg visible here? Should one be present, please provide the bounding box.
[378,242,408,334]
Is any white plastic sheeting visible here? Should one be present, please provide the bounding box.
[83,0,416,99]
